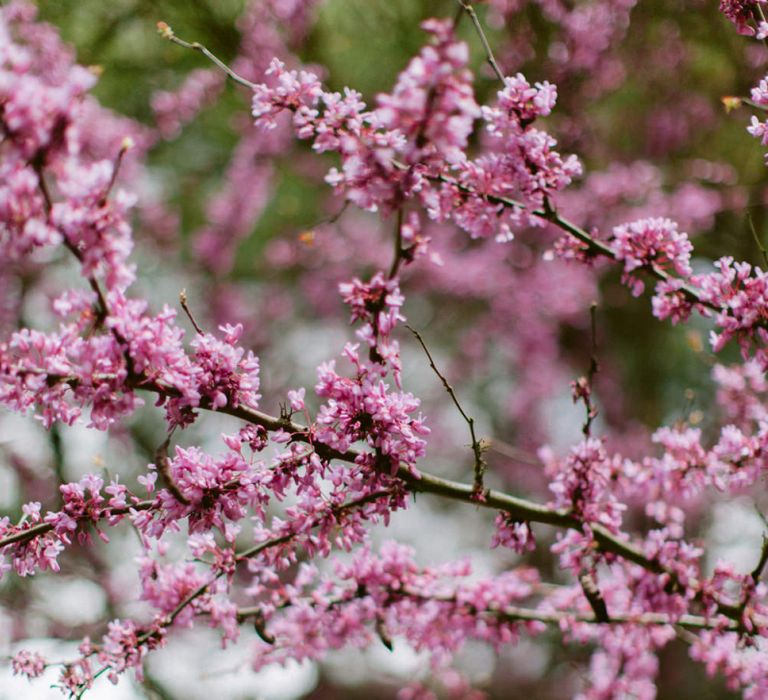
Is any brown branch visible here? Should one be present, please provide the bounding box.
[751,534,768,585]
[154,433,190,505]
[495,604,737,632]
[411,164,721,312]
[234,584,744,636]
[0,368,729,609]
[579,570,610,623]
[573,302,600,437]
[407,587,743,632]
[101,137,133,205]
[32,160,112,326]
[179,289,204,335]
[0,499,154,549]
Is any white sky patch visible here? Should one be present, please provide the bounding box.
[706,497,766,575]
[146,630,318,700]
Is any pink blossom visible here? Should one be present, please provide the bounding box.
[611,217,692,296]
[11,650,46,679]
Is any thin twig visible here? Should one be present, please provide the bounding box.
[396,587,740,632]
[734,534,768,631]
[32,160,111,325]
[154,431,189,505]
[101,136,133,205]
[33,161,53,215]
[179,289,204,334]
[455,1,506,82]
[156,22,258,90]
[747,211,768,268]
[407,325,488,498]
[235,584,741,637]
[302,200,350,236]
[496,605,735,632]
[588,302,599,383]
[49,423,66,508]
[574,302,600,437]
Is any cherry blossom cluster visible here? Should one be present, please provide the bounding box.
[0,302,261,430]
[246,542,543,670]
[545,438,624,529]
[719,0,767,36]
[0,474,134,579]
[250,19,579,239]
[423,72,581,241]
[611,217,693,296]
[375,18,480,167]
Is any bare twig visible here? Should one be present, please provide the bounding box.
[588,302,599,383]
[156,22,258,90]
[179,289,204,335]
[748,211,768,268]
[301,200,350,238]
[31,159,111,326]
[455,1,506,82]
[101,136,133,205]
[573,302,600,437]
[154,432,190,505]
[407,325,488,498]
[497,604,736,632]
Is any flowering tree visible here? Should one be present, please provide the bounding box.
[5,0,768,697]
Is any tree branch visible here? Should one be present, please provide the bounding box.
[156,22,258,90]
[407,325,488,498]
[455,1,506,82]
